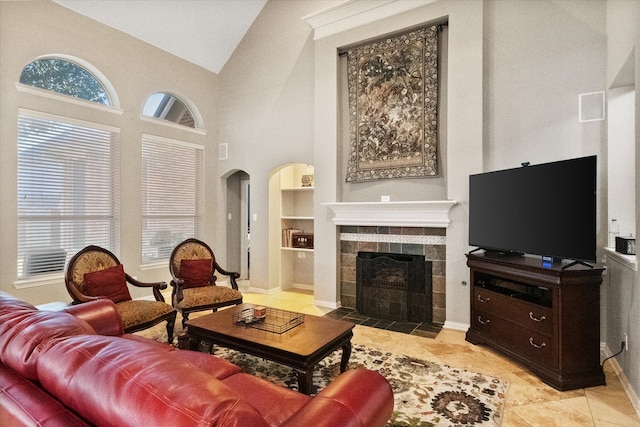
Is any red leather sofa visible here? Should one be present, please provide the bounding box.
[0,292,393,426]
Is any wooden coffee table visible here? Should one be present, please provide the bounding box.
[185,304,355,394]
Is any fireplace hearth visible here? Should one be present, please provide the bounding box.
[356,251,432,323]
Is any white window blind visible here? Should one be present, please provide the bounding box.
[17,111,120,279]
[141,134,204,264]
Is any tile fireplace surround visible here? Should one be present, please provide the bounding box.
[339,225,446,324]
[324,201,457,326]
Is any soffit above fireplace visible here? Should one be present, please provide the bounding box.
[322,200,457,228]
[302,0,438,40]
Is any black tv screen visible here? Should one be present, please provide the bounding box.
[469,155,597,263]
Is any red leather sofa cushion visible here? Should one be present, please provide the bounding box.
[0,292,37,314]
[37,335,270,427]
[0,309,95,380]
[121,334,242,380]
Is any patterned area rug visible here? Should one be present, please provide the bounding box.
[211,343,508,426]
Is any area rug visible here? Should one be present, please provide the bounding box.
[211,343,508,427]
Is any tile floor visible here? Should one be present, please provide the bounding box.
[237,287,640,427]
[324,306,442,338]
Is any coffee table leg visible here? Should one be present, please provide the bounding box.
[295,368,314,395]
[340,340,352,373]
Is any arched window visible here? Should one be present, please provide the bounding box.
[16,56,119,282]
[142,92,198,128]
[140,92,204,264]
[19,57,111,105]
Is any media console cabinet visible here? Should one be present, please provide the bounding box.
[465,252,605,391]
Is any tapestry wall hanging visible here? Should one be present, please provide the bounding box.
[346,26,439,182]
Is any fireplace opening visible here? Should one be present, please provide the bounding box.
[356,251,432,323]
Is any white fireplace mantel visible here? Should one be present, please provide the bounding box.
[322,200,458,228]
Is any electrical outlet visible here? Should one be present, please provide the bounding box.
[624,332,628,351]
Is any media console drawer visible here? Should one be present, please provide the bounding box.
[473,287,553,336]
[472,308,556,368]
[466,252,605,391]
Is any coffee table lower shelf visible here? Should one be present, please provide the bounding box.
[183,304,355,395]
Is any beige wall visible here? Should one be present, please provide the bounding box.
[0,0,615,315]
[606,0,640,406]
[217,0,609,322]
[0,1,219,303]
[217,0,341,291]
[310,0,483,316]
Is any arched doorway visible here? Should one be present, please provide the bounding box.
[226,170,250,280]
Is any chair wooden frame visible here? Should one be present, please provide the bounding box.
[169,238,242,328]
[65,245,176,343]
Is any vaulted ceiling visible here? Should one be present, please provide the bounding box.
[52,0,268,74]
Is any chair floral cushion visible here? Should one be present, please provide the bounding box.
[115,300,175,331]
[175,286,242,310]
[179,258,212,288]
[83,264,132,303]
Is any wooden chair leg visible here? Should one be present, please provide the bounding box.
[181,312,190,329]
[166,313,176,344]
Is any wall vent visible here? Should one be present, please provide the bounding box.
[219,143,228,160]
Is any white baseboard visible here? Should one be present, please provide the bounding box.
[443,320,470,332]
[291,283,314,291]
[602,342,640,418]
[246,286,282,295]
[314,299,339,310]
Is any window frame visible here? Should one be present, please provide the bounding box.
[18,55,121,109]
[140,91,206,135]
[15,109,121,286]
[141,134,205,266]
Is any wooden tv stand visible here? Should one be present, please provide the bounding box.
[465,252,605,391]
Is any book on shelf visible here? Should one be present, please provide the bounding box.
[282,228,302,247]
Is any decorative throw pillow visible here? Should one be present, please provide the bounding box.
[179,258,212,288]
[83,264,132,303]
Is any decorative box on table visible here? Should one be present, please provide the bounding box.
[292,233,314,249]
[233,306,304,334]
[616,236,636,255]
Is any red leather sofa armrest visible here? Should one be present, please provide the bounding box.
[63,299,124,336]
[282,368,394,427]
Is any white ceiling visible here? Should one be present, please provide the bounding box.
[52,0,268,74]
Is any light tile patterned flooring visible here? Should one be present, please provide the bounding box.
[236,287,640,427]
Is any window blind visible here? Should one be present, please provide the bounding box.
[141,134,204,264]
[17,111,120,279]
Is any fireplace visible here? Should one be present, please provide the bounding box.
[337,225,446,324]
[356,252,432,323]
[324,201,456,326]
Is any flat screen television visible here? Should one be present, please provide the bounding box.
[469,155,597,264]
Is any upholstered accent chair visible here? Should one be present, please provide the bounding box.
[65,245,176,343]
[169,238,243,328]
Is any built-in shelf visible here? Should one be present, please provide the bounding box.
[274,164,315,289]
[604,247,637,271]
[281,247,314,252]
